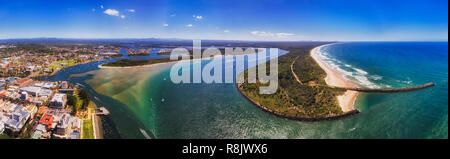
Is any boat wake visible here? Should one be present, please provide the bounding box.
[140,128,152,139]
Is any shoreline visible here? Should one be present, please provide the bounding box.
[310,44,359,113]
[235,83,360,122]
[98,54,249,69]
[90,101,103,139]
[98,56,209,69]
[98,60,178,69]
[234,44,360,121]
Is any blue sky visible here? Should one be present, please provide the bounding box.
[0,0,448,41]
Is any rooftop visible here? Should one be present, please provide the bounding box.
[51,93,66,103]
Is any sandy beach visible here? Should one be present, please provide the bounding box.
[97,55,224,69]
[310,45,359,112]
[98,61,177,69]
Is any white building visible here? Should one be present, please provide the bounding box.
[19,86,41,96]
[49,93,67,109]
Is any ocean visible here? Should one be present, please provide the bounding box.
[315,42,448,138]
[50,42,448,139]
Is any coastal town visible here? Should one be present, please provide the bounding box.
[0,77,109,139]
[0,43,114,139]
[0,43,124,78]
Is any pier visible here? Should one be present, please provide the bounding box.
[95,107,110,115]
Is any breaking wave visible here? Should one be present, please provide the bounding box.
[313,44,381,88]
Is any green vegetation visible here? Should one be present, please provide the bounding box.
[78,89,91,110]
[57,60,77,66]
[82,114,94,139]
[47,60,78,72]
[0,134,12,139]
[66,89,90,115]
[128,53,150,56]
[103,48,262,67]
[238,44,346,119]
[102,58,174,67]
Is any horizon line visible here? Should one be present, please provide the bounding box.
[0,37,448,43]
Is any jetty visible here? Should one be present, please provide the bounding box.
[95,107,110,115]
[326,82,435,93]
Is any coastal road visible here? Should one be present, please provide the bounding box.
[290,56,303,85]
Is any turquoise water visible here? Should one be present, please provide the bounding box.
[317,42,448,138]
[48,43,447,139]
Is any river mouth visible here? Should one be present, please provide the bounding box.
[47,43,447,139]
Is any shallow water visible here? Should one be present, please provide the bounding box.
[50,43,447,139]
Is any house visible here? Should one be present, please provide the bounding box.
[49,93,67,109]
[0,91,10,98]
[39,114,54,129]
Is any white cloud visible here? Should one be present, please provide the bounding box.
[104,9,120,16]
[100,5,104,9]
[251,31,274,37]
[193,15,203,21]
[127,9,136,13]
[163,24,169,27]
[224,29,230,33]
[120,15,126,19]
[186,24,193,27]
[251,31,296,38]
[170,14,176,17]
[276,32,295,37]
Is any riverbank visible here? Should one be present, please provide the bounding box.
[236,83,359,121]
[310,45,359,112]
[30,59,99,78]
[99,54,245,68]
[99,60,178,69]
